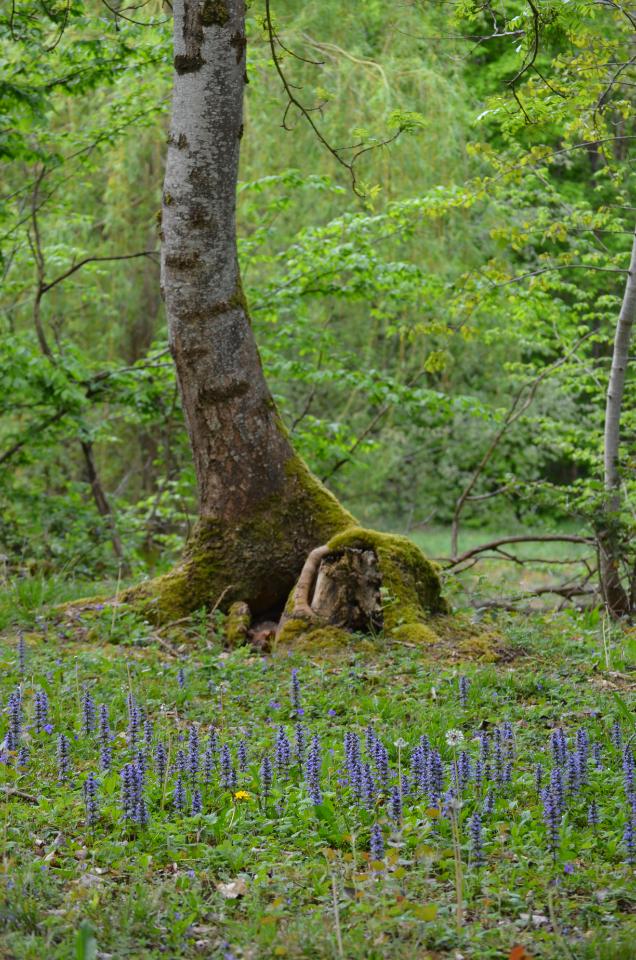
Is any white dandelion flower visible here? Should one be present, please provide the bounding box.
[445,729,464,748]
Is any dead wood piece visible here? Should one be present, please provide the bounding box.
[311,548,383,631]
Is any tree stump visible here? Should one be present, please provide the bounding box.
[277,526,448,646]
[310,548,383,631]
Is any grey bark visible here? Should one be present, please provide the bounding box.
[161,0,293,523]
[599,225,636,616]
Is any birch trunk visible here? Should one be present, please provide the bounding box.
[599,225,636,617]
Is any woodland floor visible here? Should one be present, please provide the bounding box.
[1,572,635,960]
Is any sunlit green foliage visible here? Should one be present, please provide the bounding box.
[0,0,634,589]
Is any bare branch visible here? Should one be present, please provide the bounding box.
[507,0,540,122]
[445,534,595,570]
[41,250,158,296]
[488,263,628,290]
[264,0,403,196]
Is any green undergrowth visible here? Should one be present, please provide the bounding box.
[0,602,635,959]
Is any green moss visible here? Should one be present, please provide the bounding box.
[275,526,448,649]
[277,622,373,653]
[458,635,502,662]
[95,453,449,642]
[201,0,229,26]
[225,601,250,647]
[230,276,249,314]
[123,454,354,624]
[276,616,312,645]
[391,623,440,644]
[295,626,356,650]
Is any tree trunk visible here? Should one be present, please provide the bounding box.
[162,0,293,522]
[80,440,130,575]
[124,0,354,620]
[598,225,636,617]
[123,0,446,635]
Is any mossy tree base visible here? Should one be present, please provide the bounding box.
[123,457,355,624]
[120,459,448,642]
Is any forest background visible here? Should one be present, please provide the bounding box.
[1,0,634,612]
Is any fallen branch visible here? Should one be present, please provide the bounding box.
[1,787,39,803]
[474,583,598,610]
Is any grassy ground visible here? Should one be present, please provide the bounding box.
[410,526,594,612]
[1,593,636,960]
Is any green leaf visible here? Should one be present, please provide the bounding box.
[76,921,97,960]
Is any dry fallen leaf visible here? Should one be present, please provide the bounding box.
[509,946,533,960]
[216,877,248,899]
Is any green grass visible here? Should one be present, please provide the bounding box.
[0,575,126,632]
[0,601,635,960]
[410,525,594,611]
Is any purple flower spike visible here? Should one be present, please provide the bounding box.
[275,726,291,778]
[237,739,248,774]
[220,744,236,790]
[611,720,623,752]
[202,745,215,784]
[7,691,22,752]
[173,775,186,812]
[188,726,200,783]
[98,705,112,771]
[260,754,273,802]
[587,800,600,829]
[83,772,99,826]
[389,785,402,823]
[550,728,568,767]
[34,690,49,734]
[306,735,322,806]
[362,763,376,810]
[470,811,485,866]
[369,823,384,862]
[542,785,562,860]
[290,669,302,718]
[57,734,71,782]
[81,687,96,736]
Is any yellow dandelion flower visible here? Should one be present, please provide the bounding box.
[234,790,251,801]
